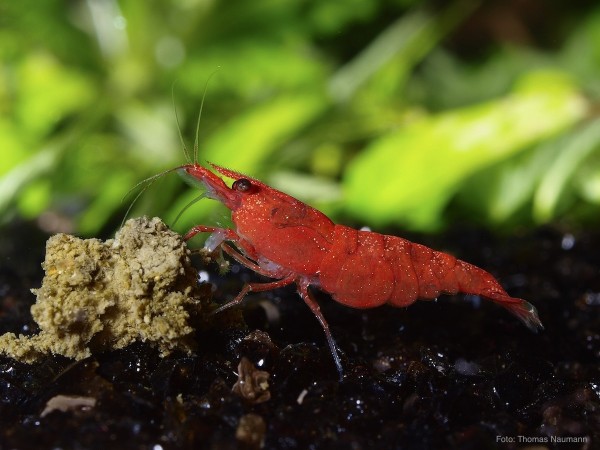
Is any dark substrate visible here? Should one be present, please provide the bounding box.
[0,221,598,449]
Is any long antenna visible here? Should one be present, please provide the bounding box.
[172,83,192,165]
[120,167,180,228]
[171,192,208,228]
[123,70,221,230]
[193,67,221,164]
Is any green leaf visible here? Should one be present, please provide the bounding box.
[17,53,95,138]
[343,70,587,231]
[577,163,600,205]
[0,147,57,219]
[475,139,565,224]
[330,1,478,103]
[201,92,328,170]
[533,117,600,222]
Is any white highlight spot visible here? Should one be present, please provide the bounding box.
[561,233,575,250]
[198,270,210,283]
[296,389,308,405]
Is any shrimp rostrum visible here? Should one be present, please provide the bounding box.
[179,162,543,377]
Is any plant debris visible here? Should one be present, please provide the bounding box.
[40,395,97,418]
[0,217,203,362]
[232,357,271,404]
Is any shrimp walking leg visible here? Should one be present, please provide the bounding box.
[297,278,343,380]
[220,243,283,278]
[184,225,239,242]
[212,275,296,315]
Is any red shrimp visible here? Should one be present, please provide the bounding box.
[179,162,543,377]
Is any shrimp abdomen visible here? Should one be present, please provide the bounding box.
[319,228,542,331]
[318,225,394,308]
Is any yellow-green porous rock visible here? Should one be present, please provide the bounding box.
[0,217,202,362]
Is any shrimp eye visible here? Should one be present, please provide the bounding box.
[233,178,252,192]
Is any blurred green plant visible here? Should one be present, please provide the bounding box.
[0,0,599,237]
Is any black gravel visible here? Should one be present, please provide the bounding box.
[0,222,598,449]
